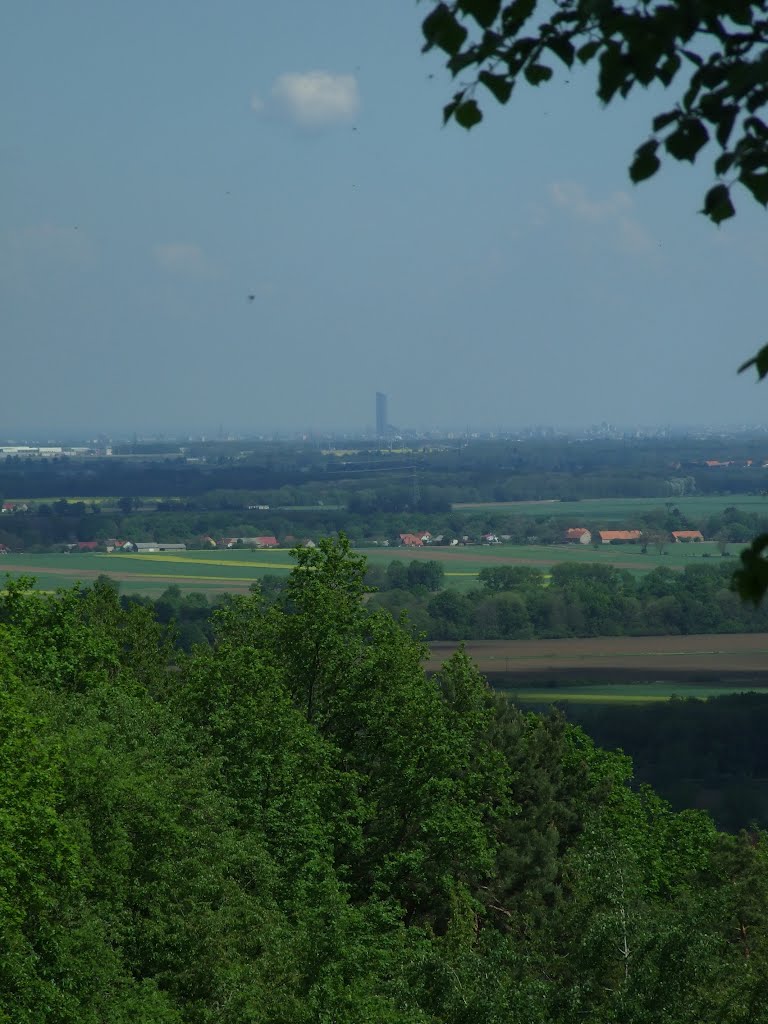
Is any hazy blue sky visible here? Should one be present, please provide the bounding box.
[2,1,767,435]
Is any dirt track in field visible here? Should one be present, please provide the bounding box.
[427,634,768,683]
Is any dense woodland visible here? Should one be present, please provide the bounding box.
[119,559,768,832]
[123,559,768,652]
[568,694,768,834]
[3,536,768,1022]
[371,561,768,640]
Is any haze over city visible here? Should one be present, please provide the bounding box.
[3,1,767,435]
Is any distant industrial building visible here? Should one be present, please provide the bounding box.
[376,392,388,437]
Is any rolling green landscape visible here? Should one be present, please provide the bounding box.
[0,538,738,595]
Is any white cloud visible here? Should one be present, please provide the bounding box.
[550,182,632,221]
[549,181,653,253]
[153,242,211,276]
[254,70,360,127]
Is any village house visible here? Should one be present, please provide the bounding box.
[481,533,499,544]
[0,544,9,554]
[133,542,187,553]
[399,533,424,547]
[671,530,704,542]
[1,501,28,513]
[564,527,592,545]
[598,530,642,544]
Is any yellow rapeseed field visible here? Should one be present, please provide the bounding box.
[101,553,294,570]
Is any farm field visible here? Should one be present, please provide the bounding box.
[0,541,740,595]
[377,540,732,576]
[427,634,768,703]
[452,494,768,520]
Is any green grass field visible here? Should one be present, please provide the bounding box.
[502,682,764,704]
[452,495,768,520]
[0,540,739,597]
[368,540,735,577]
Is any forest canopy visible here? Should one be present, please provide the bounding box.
[2,536,768,1022]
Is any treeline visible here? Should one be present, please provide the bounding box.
[3,538,768,1022]
[568,693,768,833]
[370,562,768,640]
[2,435,768,509]
[104,560,768,651]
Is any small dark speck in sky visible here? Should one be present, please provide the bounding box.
[247,294,255,302]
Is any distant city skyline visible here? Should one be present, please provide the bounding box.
[5,419,768,449]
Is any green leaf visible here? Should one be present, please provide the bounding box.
[715,105,739,147]
[455,99,484,128]
[458,0,501,29]
[714,151,735,175]
[546,36,575,68]
[422,3,469,56]
[733,534,768,604]
[479,70,513,104]
[577,40,600,64]
[652,110,678,132]
[443,96,461,124]
[629,140,661,183]
[701,183,735,224]
[524,63,553,86]
[664,118,709,162]
[741,172,768,206]
[598,45,627,102]
[502,0,536,32]
[738,344,768,380]
[657,53,681,87]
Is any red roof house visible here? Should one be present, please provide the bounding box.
[598,530,642,544]
[565,527,592,544]
[671,530,704,542]
[399,533,424,547]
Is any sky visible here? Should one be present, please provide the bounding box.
[2,1,768,436]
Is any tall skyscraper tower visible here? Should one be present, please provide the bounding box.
[375,392,388,437]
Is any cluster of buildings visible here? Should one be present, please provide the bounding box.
[102,536,286,552]
[1,502,29,513]
[396,527,708,548]
[0,446,107,457]
[70,535,312,554]
[397,531,503,547]
[564,528,705,545]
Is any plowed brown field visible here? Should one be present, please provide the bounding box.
[427,634,768,683]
